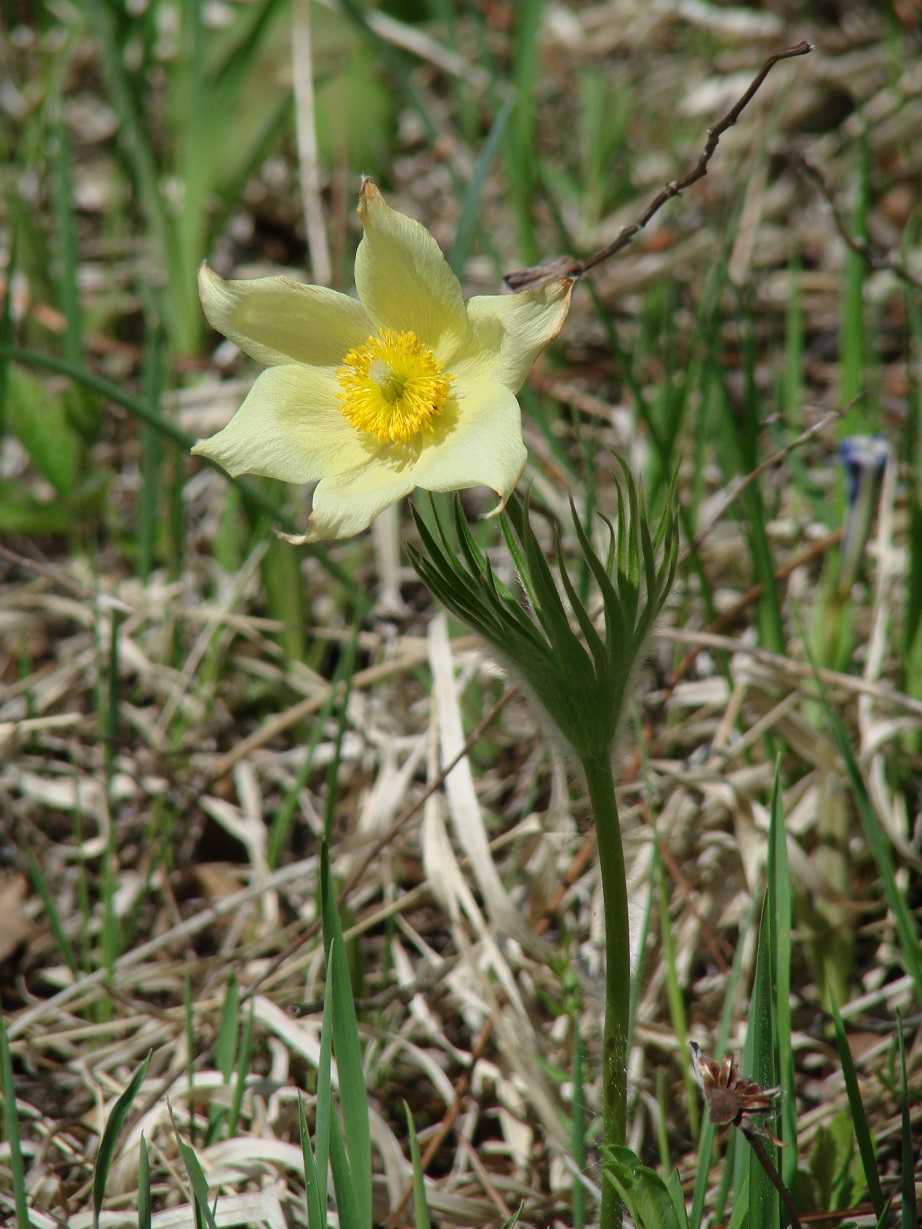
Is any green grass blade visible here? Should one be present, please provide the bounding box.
[0,346,361,597]
[691,890,760,1229]
[51,122,84,372]
[25,850,79,976]
[205,974,239,1145]
[507,0,543,262]
[184,972,196,1143]
[726,1181,749,1229]
[137,320,166,582]
[767,760,797,1186]
[320,845,372,1229]
[138,1133,152,1229]
[93,1052,152,1227]
[314,962,334,1219]
[0,1016,30,1229]
[666,1169,690,1229]
[403,1103,432,1229]
[897,1014,917,1229]
[215,973,239,1081]
[571,1026,586,1229]
[172,1108,220,1229]
[829,993,885,1220]
[328,1108,362,1229]
[743,893,778,1229]
[299,1095,327,1229]
[0,227,17,439]
[447,97,514,277]
[228,1000,254,1139]
[81,0,170,271]
[817,673,922,1006]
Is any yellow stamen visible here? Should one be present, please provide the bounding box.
[337,328,452,443]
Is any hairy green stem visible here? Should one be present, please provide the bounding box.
[583,755,629,1229]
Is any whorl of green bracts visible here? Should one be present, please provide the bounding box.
[408,457,678,761]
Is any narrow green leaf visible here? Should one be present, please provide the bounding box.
[767,761,797,1186]
[499,1203,523,1229]
[93,1052,152,1227]
[299,1095,327,1229]
[26,851,79,976]
[604,1145,684,1229]
[568,499,628,650]
[216,975,239,1079]
[1,346,360,596]
[556,542,607,672]
[328,1108,363,1229]
[138,318,166,581]
[51,123,84,370]
[447,97,514,275]
[228,1000,254,1137]
[315,960,334,1221]
[81,0,170,269]
[726,1181,750,1229]
[829,993,885,1220]
[403,1103,432,1229]
[206,974,239,1145]
[571,1024,586,1229]
[704,892,762,1228]
[744,894,778,1229]
[0,1016,30,1229]
[171,1109,220,1229]
[897,1014,917,1229]
[138,1134,152,1229]
[320,845,372,1229]
[7,366,81,497]
[818,677,922,1006]
[666,1169,691,1229]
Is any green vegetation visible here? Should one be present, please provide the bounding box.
[1,3,919,1227]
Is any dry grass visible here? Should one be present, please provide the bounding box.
[2,2,921,1226]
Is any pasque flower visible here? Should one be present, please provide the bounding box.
[192,179,572,541]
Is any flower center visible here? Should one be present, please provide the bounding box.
[336,328,453,444]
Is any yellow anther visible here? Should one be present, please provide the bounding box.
[337,328,452,443]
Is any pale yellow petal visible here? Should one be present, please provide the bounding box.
[191,365,373,483]
[451,278,573,392]
[412,382,526,501]
[353,180,469,357]
[306,460,417,541]
[198,264,371,368]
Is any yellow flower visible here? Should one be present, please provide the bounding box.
[192,179,572,542]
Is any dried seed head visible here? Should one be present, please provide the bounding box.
[689,1042,781,1131]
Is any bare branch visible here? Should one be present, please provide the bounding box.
[797,153,922,292]
[505,41,814,291]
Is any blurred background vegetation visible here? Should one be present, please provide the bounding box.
[1,2,920,1226]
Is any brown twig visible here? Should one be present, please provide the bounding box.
[505,41,814,291]
[680,407,845,568]
[796,153,922,292]
[666,527,844,692]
